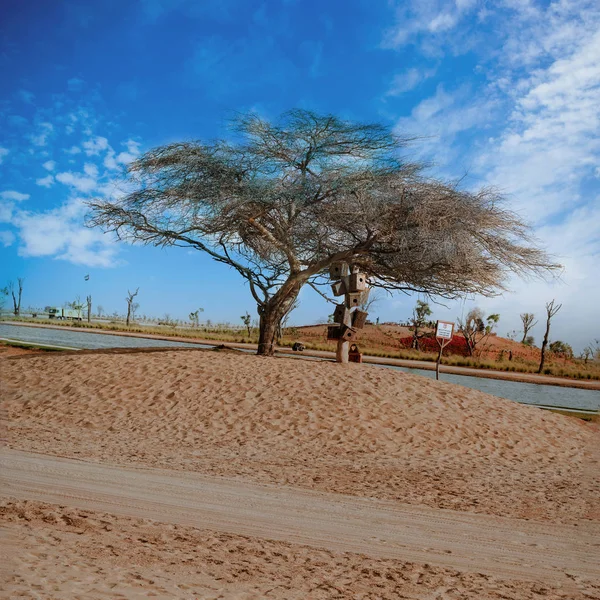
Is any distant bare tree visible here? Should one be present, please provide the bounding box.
[86,295,92,323]
[457,308,500,357]
[70,296,84,319]
[241,312,252,337]
[189,308,204,327]
[519,312,537,344]
[409,300,432,350]
[0,286,8,312]
[582,340,600,363]
[97,305,104,318]
[537,300,562,373]
[126,288,139,326]
[88,109,559,356]
[360,289,382,314]
[8,278,24,316]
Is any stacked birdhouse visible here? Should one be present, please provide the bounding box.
[327,262,370,362]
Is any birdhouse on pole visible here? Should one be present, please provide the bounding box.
[352,309,368,329]
[327,324,342,340]
[331,278,348,297]
[329,262,349,279]
[333,303,349,324]
[341,325,358,341]
[326,260,370,364]
[349,272,367,292]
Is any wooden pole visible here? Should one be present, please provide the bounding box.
[436,338,450,380]
[336,308,352,363]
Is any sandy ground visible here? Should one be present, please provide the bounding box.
[4,499,598,600]
[2,348,599,598]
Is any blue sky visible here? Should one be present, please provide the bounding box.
[1,0,599,351]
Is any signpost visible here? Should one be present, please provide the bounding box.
[435,320,454,380]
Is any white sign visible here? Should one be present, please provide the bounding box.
[436,321,454,340]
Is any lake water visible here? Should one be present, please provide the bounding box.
[2,323,598,412]
[381,365,599,412]
[0,323,212,351]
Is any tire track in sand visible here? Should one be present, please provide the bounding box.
[1,449,598,584]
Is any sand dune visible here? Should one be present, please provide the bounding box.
[3,349,598,523]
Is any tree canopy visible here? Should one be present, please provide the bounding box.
[87,109,559,355]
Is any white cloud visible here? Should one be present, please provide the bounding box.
[0,147,9,164]
[11,198,119,268]
[103,150,118,170]
[0,191,29,224]
[65,146,82,155]
[56,169,98,194]
[30,122,54,147]
[82,136,110,156]
[383,0,600,352]
[477,19,600,223]
[83,163,99,178]
[67,77,85,92]
[36,175,55,188]
[116,139,141,165]
[394,85,497,165]
[42,160,56,171]
[18,89,35,104]
[1,190,30,202]
[386,67,437,96]
[0,230,15,247]
[383,0,478,49]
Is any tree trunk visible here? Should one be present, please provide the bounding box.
[126,304,131,326]
[87,296,92,323]
[538,321,551,374]
[257,309,280,356]
[256,280,301,356]
[411,324,419,350]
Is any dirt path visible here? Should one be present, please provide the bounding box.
[2,449,598,585]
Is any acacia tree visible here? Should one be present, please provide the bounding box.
[549,340,573,359]
[519,312,537,344]
[87,110,558,356]
[409,300,432,350]
[538,299,562,373]
[457,308,500,357]
[126,288,139,326]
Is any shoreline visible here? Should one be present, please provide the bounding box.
[2,320,599,391]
